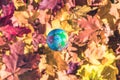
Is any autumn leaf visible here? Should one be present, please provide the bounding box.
[44,50,67,76]
[74,15,102,44]
[1,50,29,80]
[84,41,106,65]
[14,11,30,25]
[32,32,46,51]
[65,0,75,10]
[61,21,74,32]
[87,0,108,7]
[69,5,98,20]
[0,0,120,80]
[0,25,31,40]
[77,64,104,80]
[101,65,118,80]
[12,0,26,10]
[19,68,41,80]
[0,41,41,80]
[39,0,64,10]
[0,2,15,26]
[53,51,67,71]
[96,0,120,30]
[0,36,6,46]
[39,0,57,10]
[109,2,120,20]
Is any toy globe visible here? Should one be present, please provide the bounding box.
[47,29,68,51]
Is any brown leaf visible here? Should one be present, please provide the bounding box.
[19,69,41,80]
[53,51,67,70]
[84,41,106,65]
[45,51,67,76]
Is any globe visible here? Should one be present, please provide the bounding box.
[47,29,68,51]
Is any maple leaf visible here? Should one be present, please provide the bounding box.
[10,40,25,55]
[70,5,92,19]
[74,15,102,45]
[65,0,75,10]
[0,25,31,40]
[2,40,24,66]
[13,11,30,25]
[2,57,32,80]
[109,1,120,23]
[0,2,15,26]
[53,51,67,71]
[87,0,108,7]
[84,41,106,65]
[65,35,79,61]
[89,24,111,44]
[32,32,46,51]
[96,1,120,30]
[39,0,64,10]
[12,0,26,10]
[44,50,67,76]
[18,53,41,69]
[0,40,41,80]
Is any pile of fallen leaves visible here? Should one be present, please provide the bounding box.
[0,0,120,80]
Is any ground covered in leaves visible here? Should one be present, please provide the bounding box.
[0,0,120,80]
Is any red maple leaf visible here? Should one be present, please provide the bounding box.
[0,25,31,40]
[1,41,41,80]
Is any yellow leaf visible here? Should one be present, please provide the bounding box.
[104,50,116,65]
[34,0,41,3]
[51,19,61,29]
[60,11,69,21]
[13,0,26,9]
[14,11,30,24]
[61,21,74,33]
[24,45,33,54]
[24,37,32,45]
[46,65,55,77]
[6,51,10,55]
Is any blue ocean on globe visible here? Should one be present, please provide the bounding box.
[47,29,68,51]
